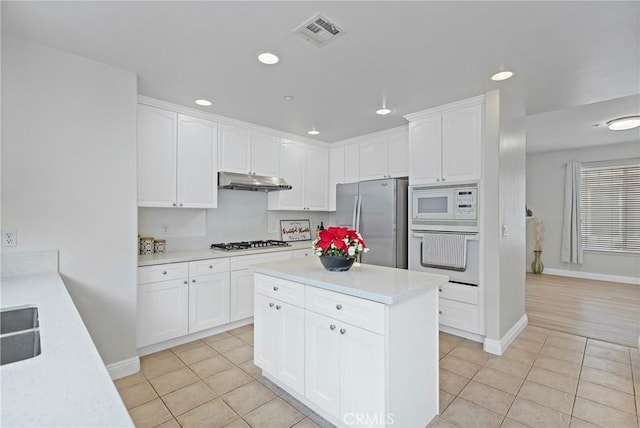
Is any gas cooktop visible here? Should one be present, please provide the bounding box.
[210,240,291,251]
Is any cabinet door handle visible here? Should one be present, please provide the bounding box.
[336,304,343,310]
[441,178,446,182]
[339,328,347,335]
[273,286,278,291]
[162,271,167,275]
[179,203,183,207]
[192,279,196,283]
[183,281,188,285]
[172,203,177,207]
[276,305,281,310]
[438,288,442,292]
[439,310,443,315]
[330,324,336,330]
[209,265,213,269]
[269,303,274,308]
[436,179,440,182]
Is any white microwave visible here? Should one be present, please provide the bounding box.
[410,183,478,231]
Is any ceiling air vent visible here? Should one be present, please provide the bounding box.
[293,14,344,47]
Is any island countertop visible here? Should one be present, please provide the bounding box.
[1,273,133,427]
[252,257,448,305]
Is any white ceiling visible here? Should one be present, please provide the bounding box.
[2,1,639,151]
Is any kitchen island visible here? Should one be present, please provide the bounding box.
[252,257,447,428]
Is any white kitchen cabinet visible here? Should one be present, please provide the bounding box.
[406,96,483,185]
[137,263,189,347]
[268,140,328,211]
[218,124,280,176]
[292,248,314,258]
[188,259,230,332]
[254,290,305,396]
[138,104,218,208]
[328,146,345,211]
[358,130,408,181]
[343,144,360,183]
[229,251,294,321]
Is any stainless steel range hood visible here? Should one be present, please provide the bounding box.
[218,171,292,192]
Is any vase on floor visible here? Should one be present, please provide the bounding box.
[319,255,355,272]
[531,250,544,274]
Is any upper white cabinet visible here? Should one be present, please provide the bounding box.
[268,140,328,211]
[218,124,280,176]
[343,144,360,183]
[328,146,345,212]
[358,129,409,181]
[406,96,483,185]
[138,104,218,208]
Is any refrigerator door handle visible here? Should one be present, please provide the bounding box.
[355,195,362,231]
[352,195,358,230]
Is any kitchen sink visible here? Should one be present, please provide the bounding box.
[1,330,41,365]
[1,306,39,334]
[0,306,41,365]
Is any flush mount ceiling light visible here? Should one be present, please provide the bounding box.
[491,70,514,81]
[195,99,212,106]
[284,95,294,101]
[307,127,320,135]
[257,52,279,65]
[376,107,392,116]
[606,115,640,131]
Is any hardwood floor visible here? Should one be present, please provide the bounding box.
[526,273,640,347]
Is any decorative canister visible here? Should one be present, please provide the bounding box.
[139,236,154,255]
[154,239,166,253]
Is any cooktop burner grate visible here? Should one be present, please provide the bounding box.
[210,240,291,251]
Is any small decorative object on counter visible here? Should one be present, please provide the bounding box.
[139,236,154,255]
[153,239,166,253]
[531,219,545,274]
[312,226,368,272]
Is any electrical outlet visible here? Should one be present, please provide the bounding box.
[161,224,169,235]
[2,230,17,247]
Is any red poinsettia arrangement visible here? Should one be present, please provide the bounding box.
[312,226,368,260]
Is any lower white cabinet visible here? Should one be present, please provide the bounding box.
[254,273,438,428]
[188,271,230,332]
[137,263,189,347]
[305,311,385,422]
[254,292,305,396]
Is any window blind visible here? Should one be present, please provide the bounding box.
[580,159,640,253]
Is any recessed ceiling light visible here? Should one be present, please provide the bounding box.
[284,95,294,101]
[308,127,320,135]
[491,70,514,81]
[376,108,392,116]
[195,99,212,106]
[257,52,279,65]
[606,115,640,131]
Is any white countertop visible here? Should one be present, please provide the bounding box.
[138,241,313,266]
[252,257,448,305]
[1,273,133,427]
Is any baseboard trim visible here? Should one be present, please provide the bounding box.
[541,268,640,285]
[439,325,485,343]
[107,356,140,380]
[483,314,528,356]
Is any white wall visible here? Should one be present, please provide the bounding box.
[139,190,331,250]
[1,37,138,366]
[526,142,640,280]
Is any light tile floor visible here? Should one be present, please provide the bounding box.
[115,324,640,428]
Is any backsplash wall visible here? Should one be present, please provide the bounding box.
[138,190,334,251]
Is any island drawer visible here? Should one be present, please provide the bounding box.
[438,282,478,305]
[438,298,479,333]
[138,263,188,284]
[305,286,385,335]
[255,274,304,307]
[189,258,230,276]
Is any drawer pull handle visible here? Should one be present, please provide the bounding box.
[183,281,188,285]
[439,289,442,292]
[192,279,196,283]
[439,310,443,314]
[330,324,336,330]
[336,304,343,310]
[276,305,281,310]
[273,286,279,291]
[339,328,347,335]
[269,303,274,308]
[162,271,167,275]
[209,265,213,269]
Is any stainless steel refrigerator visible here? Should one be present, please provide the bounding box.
[336,178,408,268]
